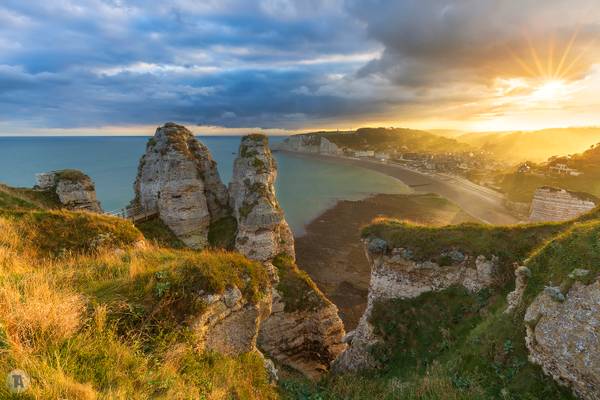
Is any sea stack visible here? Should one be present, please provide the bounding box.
[132,122,230,249]
[229,134,295,261]
[35,169,102,212]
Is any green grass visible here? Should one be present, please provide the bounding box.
[272,254,326,313]
[0,209,143,257]
[54,169,89,183]
[0,208,277,399]
[0,184,61,210]
[135,217,186,248]
[208,216,238,250]
[523,219,600,302]
[279,216,600,399]
[361,220,567,285]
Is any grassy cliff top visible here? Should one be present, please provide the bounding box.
[54,169,90,183]
[361,219,567,266]
[0,206,276,399]
[1,209,143,257]
[286,213,600,399]
[0,184,61,210]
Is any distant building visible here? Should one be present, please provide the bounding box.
[549,163,582,176]
[355,150,375,158]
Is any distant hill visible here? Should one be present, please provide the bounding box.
[312,127,473,153]
[496,142,600,202]
[458,127,600,163]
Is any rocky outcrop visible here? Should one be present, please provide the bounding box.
[35,170,102,212]
[132,123,229,249]
[335,238,499,372]
[504,265,531,314]
[190,286,272,355]
[277,134,343,155]
[525,273,600,400]
[229,134,295,262]
[529,186,597,222]
[258,257,347,379]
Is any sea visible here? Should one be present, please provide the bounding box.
[0,136,412,236]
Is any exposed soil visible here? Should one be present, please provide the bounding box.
[294,193,477,329]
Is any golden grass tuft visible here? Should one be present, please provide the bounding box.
[0,274,85,351]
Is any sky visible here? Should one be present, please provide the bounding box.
[1,0,600,135]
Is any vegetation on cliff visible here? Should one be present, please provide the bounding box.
[0,204,277,399]
[282,208,600,400]
[494,142,600,202]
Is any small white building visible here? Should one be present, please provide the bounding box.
[549,163,582,176]
[355,150,375,158]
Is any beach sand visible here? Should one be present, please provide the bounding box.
[295,193,477,329]
[278,151,519,225]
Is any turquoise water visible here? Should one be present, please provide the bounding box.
[0,136,411,235]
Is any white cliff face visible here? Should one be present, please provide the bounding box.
[529,186,597,222]
[525,277,600,400]
[229,134,295,262]
[335,239,499,372]
[133,123,229,249]
[35,170,102,212]
[278,134,342,155]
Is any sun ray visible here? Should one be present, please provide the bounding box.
[506,46,538,78]
[558,38,597,80]
[548,35,555,78]
[554,27,580,79]
[526,34,547,78]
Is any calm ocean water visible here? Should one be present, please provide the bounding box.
[0,136,411,235]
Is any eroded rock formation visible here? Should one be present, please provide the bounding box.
[35,170,102,212]
[229,134,295,261]
[525,273,600,400]
[529,186,597,222]
[191,286,272,355]
[504,265,531,314]
[258,257,347,379]
[132,123,229,248]
[335,238,499,372]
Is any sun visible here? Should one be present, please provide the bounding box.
[530,79,570,102]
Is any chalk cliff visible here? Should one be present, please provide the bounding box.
[529,186,597,222]
[35,169,102,212]
[132,123,230,249]
[229,134,295,262]
[277,134,343,155]
[334,238,499,372]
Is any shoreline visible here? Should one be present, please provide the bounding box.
[295,193,477,329]
[278,150,519,225]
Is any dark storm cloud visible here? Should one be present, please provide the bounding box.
[0,0,378,130]
[0,0,598,131]
[347,0,600,87]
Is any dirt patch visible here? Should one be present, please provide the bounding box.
[295,193,477,329]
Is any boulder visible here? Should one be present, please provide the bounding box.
[35,170,102,212]
[525,279,600,400]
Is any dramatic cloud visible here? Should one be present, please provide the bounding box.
[0,0,599,133]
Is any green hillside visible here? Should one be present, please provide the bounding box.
[282,208,600,399]
[496,142,600,202]
[310,127,473,153]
